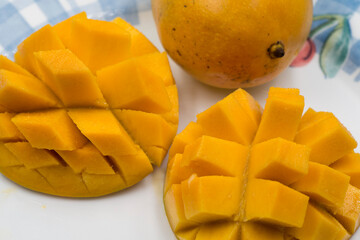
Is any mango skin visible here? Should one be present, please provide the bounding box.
[152,0,313,88]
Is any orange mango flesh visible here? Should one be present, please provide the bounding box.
[164,87,359,239]
[0,13,178,197]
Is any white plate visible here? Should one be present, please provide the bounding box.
[0,9,359,240]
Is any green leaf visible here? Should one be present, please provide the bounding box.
[320,19,351,78]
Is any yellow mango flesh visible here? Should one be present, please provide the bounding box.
[197,88,260,145]
[97,56,171,113]
[34,49,107,108]
[195,222,239,240]
[0,55,33,77]
[253,87,304,144]
[164,184,198,232]
[12,109,87,151]
[331,153,360,189]
[287,203,350,240]
[245,179,309,227]
[57,143,115,175]
[330,185,360,234]
[0,69,61,112]
[69,18,131,73]
[164,87,359,239]
[181,175,242,223]
[291,162,350,209]
[182,135,249,177]
[241,222,284,240]
[0,113,25,141]
[295,110,357,165]
[15,24,65,76]
[0,14,178,198]
[5,142,60,169]
[169,121,203,159]
[113,109,177,166]
[249,137,310,185]
[53,12,87,48]
[112,17,158,58]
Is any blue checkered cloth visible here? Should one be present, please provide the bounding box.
[0,0,151,57]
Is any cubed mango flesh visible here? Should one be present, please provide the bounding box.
[0,113,25,141]
[34,49,107,107]
[181,175,242,223]
[295,110,357,165]
[287,203,350,240]
[249,137,309,185]
[15,24,65,76]
[0,69,61,112]
[241,222,284,240]
[97,57,171,113]
[245,179,309,228]
[0,14,178,198]
[197,88,260,145]
[331,152,360,189]
[291,162,350,209]
[12,109,87,151]
[68,18,131,73]
[253,87,304,144]
[164,87,359,239]
[182,135,249,177]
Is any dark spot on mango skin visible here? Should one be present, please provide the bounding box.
[172,28,176,31]
[177,50,182,56]
[268,41,285,59]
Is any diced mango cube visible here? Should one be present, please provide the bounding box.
[34,49,107,107]
[287,203,350,240]
[12,109,87,151]
[241,222,284,240]
[113,109,177,166]
[112,17,158,58]
[330,185,360,234]
[0,143,22,167]
[53,12,87,48]
[196,90,258,145]
[0,113,25,141]
[136,52,174,86]
[253,87,304,144]
[169,122,203,159]
[291,162,350,209]
[195,222,239,240]
[231,88,262,128]
[164,184,198,232]
[5,142,60,169]
[182,135,249,177]
[69,18,131,73]
[110,149,153,187]
[295,111,357,165]
[331,153,360,189]
[249,137,309,185]
[161,85,179,124]
[165,154,194,194]
[0,69,60,112]
[97,58,171,113]
[68,109,137,156]
[0,55,33,77]
[245,178,309,228]
[181,175,241,223]
[57,143,115,175]
[81,173,126,197]
[15,24,65,75]
[37,166,89,197]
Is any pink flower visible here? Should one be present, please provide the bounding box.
[291,38,316,67]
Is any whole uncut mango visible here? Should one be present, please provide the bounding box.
[152,0,313,88]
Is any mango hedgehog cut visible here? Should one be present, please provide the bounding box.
[0,12,178,197]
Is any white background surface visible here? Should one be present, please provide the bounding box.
[0,9,359,240]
